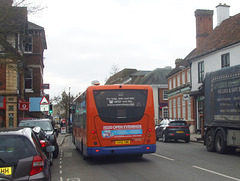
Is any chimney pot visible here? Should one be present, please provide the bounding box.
[216,3,230,26]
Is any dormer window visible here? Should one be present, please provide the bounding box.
[24,35,33,53]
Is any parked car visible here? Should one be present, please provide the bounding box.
[19,119,59,158]
[32,127,54,166]
[155,119,171,141]
[156,119,190,143]
[0,127,54,180]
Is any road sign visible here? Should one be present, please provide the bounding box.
[40,104,49,112]
[40,96,49,105]
[19,102,30,111]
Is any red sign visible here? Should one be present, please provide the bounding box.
[19,102,30,111]
[0,97,6,109]
[40,96,49,105]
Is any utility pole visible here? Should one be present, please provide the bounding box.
[68,87,71,133]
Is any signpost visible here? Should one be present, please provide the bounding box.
[40,96,49,113]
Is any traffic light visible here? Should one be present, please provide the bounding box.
[49,104,53,114]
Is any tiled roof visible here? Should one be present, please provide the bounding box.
[139,68,172,85]
[186,13,240,61]
[105,68,138,85]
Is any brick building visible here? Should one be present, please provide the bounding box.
[0,0,47,127]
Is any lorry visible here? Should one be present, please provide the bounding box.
[204,65,240,154]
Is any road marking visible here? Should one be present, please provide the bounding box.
[60,177,63,181]
[151,153,175,161]
[192,166,240,181]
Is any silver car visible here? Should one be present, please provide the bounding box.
[0,127,54,180]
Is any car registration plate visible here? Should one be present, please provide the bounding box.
[0,167,12,175]
[176,131,184,133]
[115,140,130,144]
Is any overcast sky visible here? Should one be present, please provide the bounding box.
[28,0,240,98]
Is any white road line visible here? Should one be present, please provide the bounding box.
[192,166,240,181]
[151,153,175,161]
[60,177,63,181]
[60,170,62,175]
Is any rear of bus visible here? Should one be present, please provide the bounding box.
[84,85,156,158]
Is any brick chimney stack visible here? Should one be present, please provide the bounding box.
[195,9,214,49]
[216,3,230,26]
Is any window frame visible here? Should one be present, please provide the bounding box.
[221,53,230,68]
[198,61,204,83]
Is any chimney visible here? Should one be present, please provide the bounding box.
[0,0,13,7]
[195,9,214,49]
[216,3,230,26]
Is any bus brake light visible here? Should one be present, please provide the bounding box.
[92,130,96,134]
[148,128,152,132]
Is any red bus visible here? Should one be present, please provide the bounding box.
[72,85,156,159]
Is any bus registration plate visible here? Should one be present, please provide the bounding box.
[0,167,12,175]
[115,140,130,144]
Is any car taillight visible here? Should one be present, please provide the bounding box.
[40,140,46,148]
[30,155,44,176]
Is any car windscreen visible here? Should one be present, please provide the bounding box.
[93,89,148,123]
[169,122,187,126]
[0,135,36,165]
[19,121,53,131]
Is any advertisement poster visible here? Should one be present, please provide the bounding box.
[102,124,143,138]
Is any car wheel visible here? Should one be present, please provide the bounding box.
[215,130,227,154]
[53,143,59,158]
[205,130,215,152]
[50,152,53,166]
[162,133,168,142]
[185,138,190,143]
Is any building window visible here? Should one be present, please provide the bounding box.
[198,61,204,83]
[182,98,186,120]
[177,75,180,87]
[173,99,176,119]
[163,90,168,100]
[188,99,191,120]
[8,105,14,111]
[173,77,176,89]
[24,36,33,53]
[187,70,190,83]
[221,53,230,68]
[169,100,172,118]
[25,68,33,90]
[163,107,168,119]
[169,79,172,90]
[182,72,185,85]
[177,97,181,118]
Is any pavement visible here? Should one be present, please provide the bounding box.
[57,133,204,146]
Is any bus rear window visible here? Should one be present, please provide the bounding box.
[93,89,148,123]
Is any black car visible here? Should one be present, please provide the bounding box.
[156,120,190,143]
[32,127,54,166]
[19,119,59,158]
[0,127,54,180]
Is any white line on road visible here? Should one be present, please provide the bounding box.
[151,153,175,161]
[192,166,240,181]
[60,177,63,181]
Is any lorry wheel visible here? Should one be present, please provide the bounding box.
[206,130,215,152]
[215,130,227,154]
